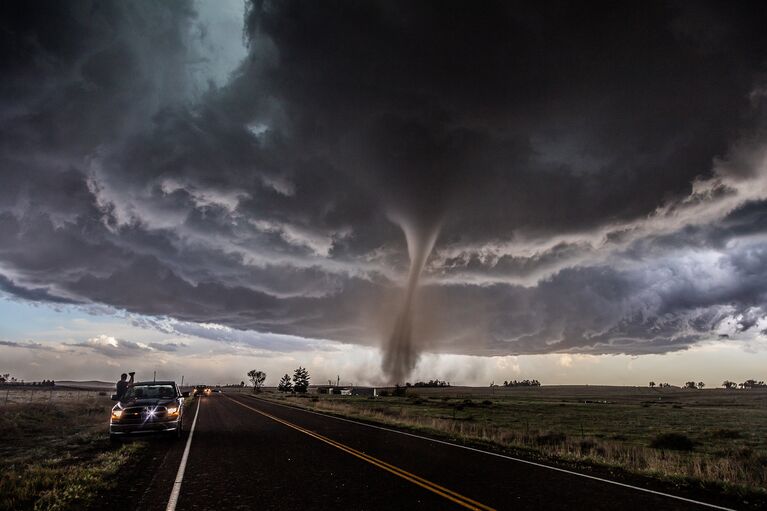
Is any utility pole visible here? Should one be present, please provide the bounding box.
[153,370,156,382]
[337,375,340,387]
[181,375,184,387]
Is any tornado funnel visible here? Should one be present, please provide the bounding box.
[382,219,440,383]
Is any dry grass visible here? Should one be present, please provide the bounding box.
[0,388,109,406]
[0,394,145,511]
[264,387,767,496]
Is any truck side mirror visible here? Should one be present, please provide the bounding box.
[111,394,119,401]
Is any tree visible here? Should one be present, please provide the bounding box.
[410,380,450,388]
[247,370,266,393]
[722,380,737,389]
[649,381,656,388]
[292,366,310,393]
[697,382,705,389]
[278,374,293,393]
[502,379,541,387]
[684,381,697,389]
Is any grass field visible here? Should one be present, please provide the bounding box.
[263,385,767,500]
[0,390,144,511]
[0,388,111,406]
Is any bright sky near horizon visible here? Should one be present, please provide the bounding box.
[2,1,767,386]
[3,296,766,387]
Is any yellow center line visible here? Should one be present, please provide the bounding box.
[225,395,496,511]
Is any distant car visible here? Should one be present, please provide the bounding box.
[110,381,188,441]
[193,385,208,397]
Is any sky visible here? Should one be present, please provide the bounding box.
[1,0,767,387]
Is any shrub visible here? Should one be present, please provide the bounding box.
[481,400,493,406]
[650,432,694,451]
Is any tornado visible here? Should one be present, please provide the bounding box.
[382,218,441,383]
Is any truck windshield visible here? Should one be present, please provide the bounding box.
[124,384,176,400]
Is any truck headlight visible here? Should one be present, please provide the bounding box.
[111,409,123,419]
[167,406,179,416]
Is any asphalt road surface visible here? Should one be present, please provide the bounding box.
[125,393,739,511]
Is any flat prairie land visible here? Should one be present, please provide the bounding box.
[0,390,144,511]
[0,388,110,405]
[266,386,767,498]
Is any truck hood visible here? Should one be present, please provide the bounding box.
[119,398,176,407]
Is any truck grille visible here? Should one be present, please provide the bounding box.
[119,406,169,423]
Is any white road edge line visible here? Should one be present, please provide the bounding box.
[165,399,201,511]
[241,394,735,511]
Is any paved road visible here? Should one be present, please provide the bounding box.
[128,393,737,511]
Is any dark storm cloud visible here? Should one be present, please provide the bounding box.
[2,0,767,374]
[237,0,767,238]
[0,274,78,304]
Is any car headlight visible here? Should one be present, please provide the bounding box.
[111,409,123,419]
[167,406,179,416]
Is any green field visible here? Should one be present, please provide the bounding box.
[0,391,144,511]
[265,385,767,498]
